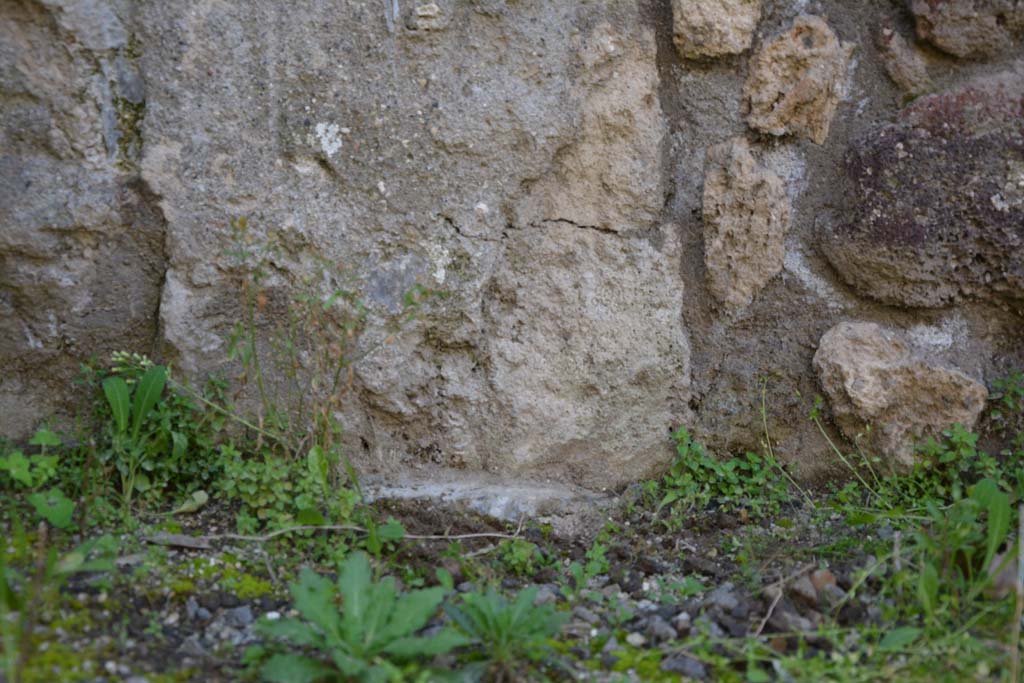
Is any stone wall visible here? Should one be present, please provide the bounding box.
[2,0,1022,494]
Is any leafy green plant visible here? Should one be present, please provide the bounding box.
[258,551,466,683]
[833,422,1015,519]
[910,424,1001,503]
[990,371,1024,498]
[567,532,611,595]
[991,371,1024,450]
[220,447,301,532]
[223,217,432,490]
[100,363,168,511]
[0,429,61,490]
[101,355,227,498]
[26,488,75,529]
[445,586,568,682]
[912,478,1012,619]
[496,539,541,577]
[226,219,366,455]
[816,372,1024,514]
[218,444,360,534]
[657,428,790,521]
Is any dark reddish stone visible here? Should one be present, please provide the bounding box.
[822,66,1024,309]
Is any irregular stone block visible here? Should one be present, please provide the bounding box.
[514,22,665,233]
[910,0,1024,59]
[743,15,854,144]
[672,0,761,59]
[823,65,1024,308]
[0,1,164,438]
[813,322,988,469]
[702,137,790,313]
[484,223,690,490]
[876,23,932,97]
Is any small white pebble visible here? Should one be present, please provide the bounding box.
[625,632,646,647]
[265,611,281,621]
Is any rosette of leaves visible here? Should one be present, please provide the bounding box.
[258,552,467,683]
[445,586,568,682]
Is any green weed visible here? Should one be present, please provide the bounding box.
[657,428,791,522]
[445,585,569,682]
[257,551,466,683]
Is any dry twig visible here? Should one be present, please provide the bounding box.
[753,562,815,637]
[203,518,525,545]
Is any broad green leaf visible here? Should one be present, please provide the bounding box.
[435,567,454,592]
[171,431,188,460]
[65,544,116,577]
[747,665,771,683]
[378,518,405,542]
[0,452,33,487]
[327,647,369,677]
[443,603,478,639]
[59,535,116,574]
[307,445,329,493]
[509,586,537,628]
[28,487,75,529]
[383,629,470,659]
[917,563,939,618]
[338,552,372,640]
[29,428,61,448]
[291,568,341,637]
[261,653,335,683]
[257,617,324,648]
[102,376,131,434]
[296,508,326,525]
[657,491,679,511]
[361,664,395,683]
[172,490,209,515]
[0,555,23,612]
[970,478,1002,510]
[131,365,167,440]
[845,510,878,526]
[359,576,397,651]
[878,626,922,651]
[55,550,86,574]
[377,587,445,643]
[134,472,151,492]
[33,455,58,484]
[984,492,1011,570]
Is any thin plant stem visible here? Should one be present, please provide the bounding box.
[760,382,814,508]
[243,280,270,422]
[813,415,884,505]
[168,378,289,449]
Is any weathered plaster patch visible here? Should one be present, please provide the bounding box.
[783,247,847,310]
[907,315,968,351]
[426,243,451,284]
[760,145,807,202]
[314,122,342,157]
